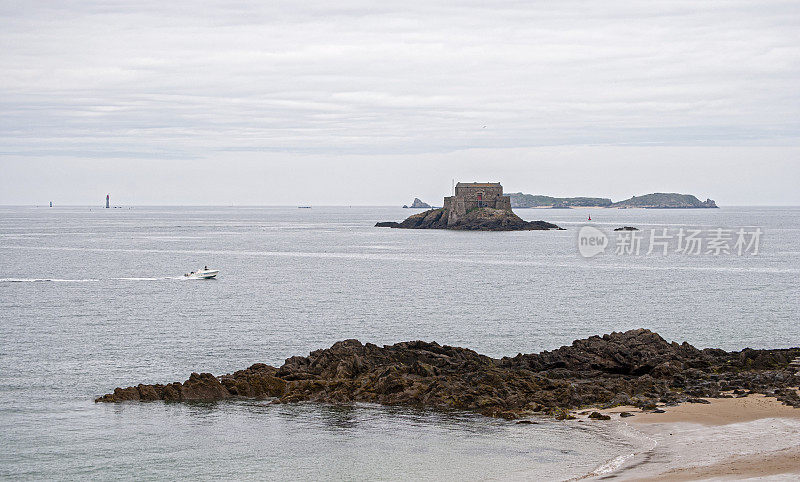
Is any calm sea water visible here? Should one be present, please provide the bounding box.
[1,205,798,480]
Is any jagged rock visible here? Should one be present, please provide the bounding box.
[550,408,576,420]
[96,329,800,420]
[775,389,800,407]
[588,411,611,420]
[219,363,286,398]
[500,329,708,376]
[619,412,634,418]
[408,198,431,208]
[395,208,449,229]
[614,226,639,231]
[375,221,399,227]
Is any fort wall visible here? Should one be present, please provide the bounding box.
[444,182,512,226]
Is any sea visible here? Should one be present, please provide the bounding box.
[1,205,798,480]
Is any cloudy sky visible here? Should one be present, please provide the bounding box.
[1,0,799,205]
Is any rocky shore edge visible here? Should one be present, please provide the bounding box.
[96,329,800,420]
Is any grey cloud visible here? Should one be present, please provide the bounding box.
[1,1,799,204]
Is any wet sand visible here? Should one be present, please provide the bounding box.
[628,393,800,426]
[631,446,800,481]
[578,393,800,480]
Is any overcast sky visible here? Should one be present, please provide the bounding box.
[1,0,799,205]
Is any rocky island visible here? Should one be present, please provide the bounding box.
[610,193,718,208]
[508,191,718,209]
[377,207,560,231]
[97,329,800,420]
[378,182,561,231]
[508,193,613,208]
[403,198,431,208]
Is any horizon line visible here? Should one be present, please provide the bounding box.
[3,204,800,208]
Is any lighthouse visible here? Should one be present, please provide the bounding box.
[106,194,110,208]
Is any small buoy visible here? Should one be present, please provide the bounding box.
[588,216,591,221]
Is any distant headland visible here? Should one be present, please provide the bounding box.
[508,192,718,209]
[380,182,561,231]
[609,193,718,208]
[508,193,612,208]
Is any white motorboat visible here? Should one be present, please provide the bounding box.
[184,267,219,279]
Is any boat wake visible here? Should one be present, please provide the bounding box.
[113,277,189,281]
[1,276,193,283]
[0,278,100,283]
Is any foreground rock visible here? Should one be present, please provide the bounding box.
[377,207,561,231]
[97,329,800,419]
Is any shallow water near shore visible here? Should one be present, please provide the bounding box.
[611,416,800,480]
[1,205,798,479]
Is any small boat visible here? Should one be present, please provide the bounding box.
[184,267,219,279]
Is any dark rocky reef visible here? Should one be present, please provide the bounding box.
[377,207,561,231]
[614,226,639,231]
[97,329,800,419]
[95,364,286,403]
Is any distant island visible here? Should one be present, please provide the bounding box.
[509,192,717,209]
[403,197,431,209]
[508,193,612,208]
[609,193,717,209]
[380,182,561,231]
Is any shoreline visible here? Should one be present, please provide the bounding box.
[577,393,800,480]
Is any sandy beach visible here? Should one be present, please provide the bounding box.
[580,393,800,480]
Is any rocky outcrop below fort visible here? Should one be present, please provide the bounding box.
[403,198,431,208]
[97,329,800,419]
[376,207,561,231]
[610,193,718,209]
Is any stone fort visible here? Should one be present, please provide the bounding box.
[443,182,512,225]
